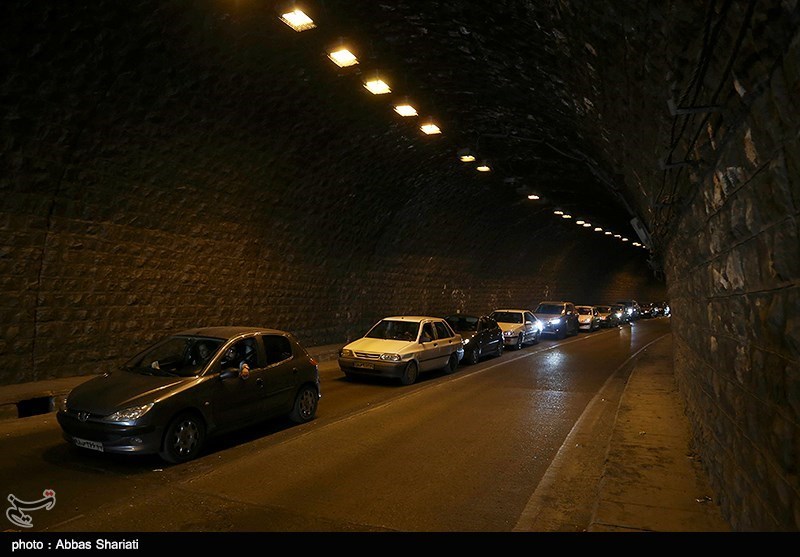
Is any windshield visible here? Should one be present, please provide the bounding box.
[445,316,478,332]
[123,335,225,377]
[365,320,420,342]
[490,311,522,324]
[596,306,612,313]
[535,304,563,315]
[577,307,592,315]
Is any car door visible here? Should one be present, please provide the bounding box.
[211,336,265,428]
[258,334,300,415]
[479,317,501,353]
[417,321,442,371]
[523,311,536,341]
[434,320,460,364]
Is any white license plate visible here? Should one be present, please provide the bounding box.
[73,437,104,452]
[354,361,374,369]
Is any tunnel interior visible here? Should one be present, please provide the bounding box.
[1,0,798,531]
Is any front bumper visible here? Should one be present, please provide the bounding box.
[57,411,163,455]
[338,357,407,378]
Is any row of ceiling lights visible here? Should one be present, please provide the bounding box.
[279,7,647,251]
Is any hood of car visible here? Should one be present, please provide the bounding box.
[344,337,417,355]
[495,321,525,331]
[66,370,190,415]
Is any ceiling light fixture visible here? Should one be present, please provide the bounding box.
[420,122,441,135]
[622,237,629,242]
[527,194,540,200]
[614,234,621,238]
[594,227,603,232]
[562,214,572,219]
[364,77,391,95]
[394,104,418,117]
[328,47,358,67]
[279,9,316,32]
[575,220,585,225]
[583,223,591,227]
[604,231,612,235]
[553,210,564,215]
[457,148,475,162]
[476,162,491,172]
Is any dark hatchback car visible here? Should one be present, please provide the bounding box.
[444,314,504,364]
[57,326,321,464]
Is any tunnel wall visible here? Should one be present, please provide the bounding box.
[553,1,800,530]
[664,32,800,530]
[0,1,664,384]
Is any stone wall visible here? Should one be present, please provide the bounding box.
[665,38,800,528]
[0,1,663,384]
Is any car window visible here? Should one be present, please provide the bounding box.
[524,312,534,323]
[125,335,224,378]
[220,337,259,370]
[577,307,592,315]
[263,335,292,365]
[421,323,436,342]
[490,311,522,323]
[534,304,563,315]
[366,320,419,341]
[434,321,452,339]
[446,316,477,332]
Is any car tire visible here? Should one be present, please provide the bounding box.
[400,361,419,385]
[289,384,318,423]
[516,334,524,350]
[495,341,504,357]
[160,411,206,464]
[468,346,481,365]
[443,353,459,374]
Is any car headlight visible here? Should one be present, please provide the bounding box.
[339,348,354,358]
[549,318,562,325]
[379,353,401,362]
[503,330,514,337]
[534,321,543,332]
[462,338,470,344]
[615,312,622,318]
[104,403,154,423]
[627,308,633,314]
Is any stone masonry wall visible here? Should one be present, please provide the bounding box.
[0,1,664,384]
[661,10,800,531]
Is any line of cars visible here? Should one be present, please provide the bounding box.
[57,298,669,464]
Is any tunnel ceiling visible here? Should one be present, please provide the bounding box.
[264,0,652,242]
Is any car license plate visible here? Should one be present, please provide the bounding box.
[73,437,104,452]
[354,361,374,369]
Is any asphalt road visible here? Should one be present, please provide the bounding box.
[0,318,672,532]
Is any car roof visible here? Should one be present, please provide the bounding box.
[382,316,443,322]
[537,300,572,304]
[491,308,530,312]
[171,326,287,339]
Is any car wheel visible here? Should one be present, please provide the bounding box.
[400,361,419,385]
[468,346,481,365]
[289,384,318,423]
[443,353,459,374]
[160,411,205,464]
[516,334,524,350]
[496,341,504,357]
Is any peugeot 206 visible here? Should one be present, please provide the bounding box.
[57,326,320,463]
